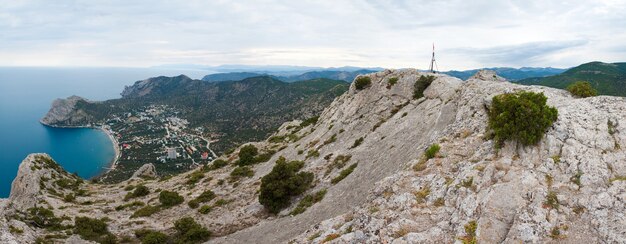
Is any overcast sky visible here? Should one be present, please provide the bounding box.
[1,0,625,70]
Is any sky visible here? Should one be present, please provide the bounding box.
[1,0,625,70]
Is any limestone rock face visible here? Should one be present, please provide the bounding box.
[40,95,91,126]
[131,163,157,179]
[8,154,49,212]
[469,69,506,82]
[290,70,626,244]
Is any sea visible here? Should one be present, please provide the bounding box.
[0,67,208,197]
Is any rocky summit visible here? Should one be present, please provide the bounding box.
[2,69,625,243]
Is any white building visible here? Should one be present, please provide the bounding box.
[166,147,177,159]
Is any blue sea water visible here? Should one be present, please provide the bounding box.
[0,67,208,197]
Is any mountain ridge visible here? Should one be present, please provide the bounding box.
[515,61,626,96]
[3,69,625,243]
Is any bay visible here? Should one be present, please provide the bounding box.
[0,67,208,197]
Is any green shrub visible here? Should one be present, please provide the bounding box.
[354,76,372,90]
[63,193,75,203]
[413,75,436,99]
[211,159,228,169]
[425,144,440,159]
[173,217,211,243]
[331,163,357,184]
[115,201,145,211]
[306,149,320,159]
[237,144,259,166]
[351,137,364,148]
[188,190,216,209]
[131,205,160,218]
[322,134,337,146]
[259,157,314,213]
[567,81,597,98]
[253,150,276,163]
[290,189,327,215]
[138,230,169,244]
[300,116,319,127]
[268,135,286,143]
[27,207,61,229]
[73,217,116,244]
[124,185,149,201]
[54,178,81,190]
[198,205,212,214]
[230,166,254,180]
[159,191,184,207]
[488,91,558,147]
[185,171,205,185]
[386,77,398,89]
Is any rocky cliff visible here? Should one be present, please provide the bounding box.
[3,69,625,243]
[40,95,93,126]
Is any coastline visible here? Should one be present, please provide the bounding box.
[39,120,121,178]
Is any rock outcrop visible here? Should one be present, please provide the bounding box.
[2,69,625,243]
[40,95,91,126]
[470,69,506,82]
[131,163,157,179]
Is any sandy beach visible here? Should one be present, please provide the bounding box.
[100,125,121,172]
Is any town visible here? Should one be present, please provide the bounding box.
[99,105,217,183]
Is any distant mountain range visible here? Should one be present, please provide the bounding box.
[202,69,381,83]
[200,66,567,83]
[443,67,567,81]
[515,61,626,97]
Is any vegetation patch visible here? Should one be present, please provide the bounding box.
[237,144,259,166]
[567,81,597,98]
[350,137,364,149]
[414,187,430,204]
[543,191,559,209]
[73,217,116,244]
[124,185,150,201]
[354,76,372,90]
[159,190,184,207]
[372,118,386,131]
[413,75,436,99]
[198,205,213,214]
[306,149,320,159]
[322,134,337,146]
[425,144,440,159]
[185,171,205,185]
[290,189,327,215]
[131,205,161,218]
[259,157,314,213]
[230,166,254,180]
[188,190,216,209]
[26,207,62,230]
[458,220,477,244]
[115,201,145,211]
[488,91,558,147]
[173,217,211,243]
[386,77,398,89]
[570,170,583,188]
[331,163,358,184]
[135,229,169,244]
[300,116,319,128]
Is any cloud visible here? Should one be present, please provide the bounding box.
[447,40,589,66]
[0,0,625,69]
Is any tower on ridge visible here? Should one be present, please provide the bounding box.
[428,43,439,73]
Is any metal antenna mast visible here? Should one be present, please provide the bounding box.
[428,43,439,73]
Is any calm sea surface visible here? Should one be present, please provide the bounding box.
[0,67,208,197]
